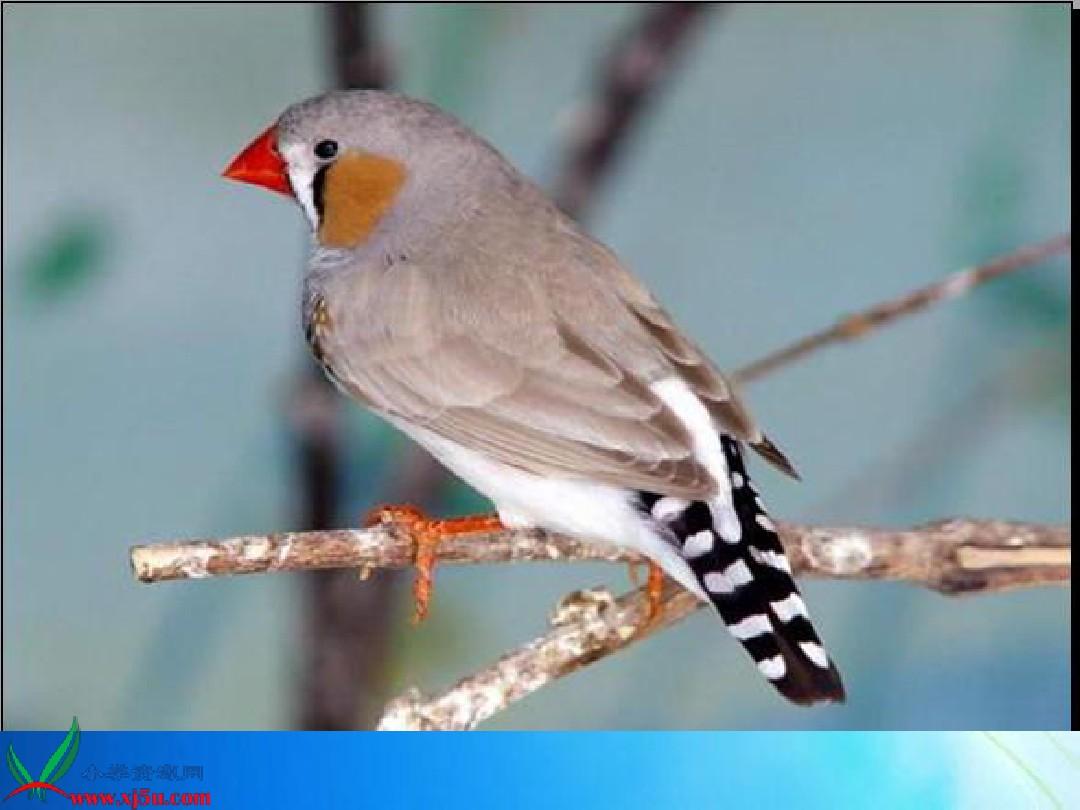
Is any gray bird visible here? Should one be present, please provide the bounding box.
[224,90,844,705]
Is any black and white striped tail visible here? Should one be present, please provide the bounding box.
[638,436,844,705]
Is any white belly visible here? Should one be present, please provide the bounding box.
[385,416,708,599]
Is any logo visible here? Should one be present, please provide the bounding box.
[5,717,80,802]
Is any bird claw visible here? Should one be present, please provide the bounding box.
[644,562,665,627]
[362,504,504,623]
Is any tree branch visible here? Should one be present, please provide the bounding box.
[129,519,1069,591]
[733,233,1071,384]
[129,516,1068,732]
[372,519,1068,730]
[552,2,715,219]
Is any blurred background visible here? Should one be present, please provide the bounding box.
[2,3,1070,730]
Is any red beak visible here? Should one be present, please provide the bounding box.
[222,125,292,197]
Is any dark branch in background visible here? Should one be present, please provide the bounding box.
[294,2,394,731]
[293,2,714,729]
[552,2,715,218]
[328,1,390,90]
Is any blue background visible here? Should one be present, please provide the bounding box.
[1,730,1079,809]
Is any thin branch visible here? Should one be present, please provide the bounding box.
[733,233,1071,384]
[326,1,390,90]
[132,525,635,583]
[373,519,1067,731]
[128,518,1069,731]
[131,519,1068,594]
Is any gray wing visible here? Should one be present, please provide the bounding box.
[606,259,800,479]
[319,215,796,497]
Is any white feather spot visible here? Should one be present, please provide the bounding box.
[731,472,744,488]
[704,559,753,594]
[755,514,776,532]
[757,655,787,680]
[652,496,688,522]
[281,143,320,231]
[770,593,808,623]
[651,377,738,520]
[682,530,714,559]
[715,504,742,543]
[753,548,792,574]
[703,571,733,594]
[727,613,773,640]
[799,641,831,669]
[726,559,753,588]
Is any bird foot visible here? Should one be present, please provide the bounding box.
[363,504,504,624]
[645,561,665,627]
[625,560,665,628]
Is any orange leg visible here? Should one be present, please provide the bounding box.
[645,562,665,625]
[364,504,504,624]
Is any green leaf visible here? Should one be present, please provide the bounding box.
[38,717,80,786]
[6,744,31,785]
[21,214,110,304]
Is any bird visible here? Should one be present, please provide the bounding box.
[223,90,845,705]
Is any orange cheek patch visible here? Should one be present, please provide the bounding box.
[318,152,407,248]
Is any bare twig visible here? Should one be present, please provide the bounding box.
[130,522,1067,591]
[132,518,1068,594]
[733,233,1071,384]
[129,517,1068,731]
[326,1,390,90]
[553,2,715,218]
[356,518,1065,731]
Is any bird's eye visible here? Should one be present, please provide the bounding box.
[314,140,338,160]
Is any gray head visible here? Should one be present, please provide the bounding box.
[270,90,514,240]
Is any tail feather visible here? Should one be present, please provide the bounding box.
[638,437,844,705]
[720,435,844,704]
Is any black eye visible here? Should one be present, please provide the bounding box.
[314,140,338,160]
